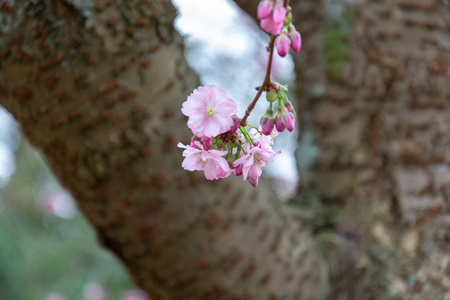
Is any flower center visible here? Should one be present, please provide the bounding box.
[205,105,216,118]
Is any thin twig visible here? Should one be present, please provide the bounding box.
[239,35,276,126]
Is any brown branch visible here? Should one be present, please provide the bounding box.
[239,0,290,127]
[239,35,276,126]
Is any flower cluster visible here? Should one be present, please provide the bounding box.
[257,0,302,57]
[178,0,301,188]
[179,85,280,187]
[260,86,296,135]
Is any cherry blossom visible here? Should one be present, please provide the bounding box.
[178,141,231,180]
[181,85,237,138]
[233,141,279,187]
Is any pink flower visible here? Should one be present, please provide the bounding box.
[257,0,273,20]
[233,140,279,187]
[290,30,301,52]
[276,32,290,57]
[182,85,238,138]
[178,142,231,180]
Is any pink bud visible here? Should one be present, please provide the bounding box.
[272,3,287,23]
[234,164,243,176]
[257,0,273,20]
[276,34,290,57]
[285,100,296,118]
[260,17,284,35]
[275,106,289,132]
[260,116,274,135]
[202,136,212,150]
[285,112,295,132]
[290,31,302,52]
[275,116,286,132]
[230,115,240,133]
[189,136,199,147]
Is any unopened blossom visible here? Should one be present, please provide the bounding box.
[178,142,231,180]
[275,106,295,132]
[182,85,238,138]
[276,32,290,57]
[258,0,286,35]
[230,115,240,133]
[257,0,273,20]
[260,107,274,135]
[290,30,302,52]
[272,1,287,23]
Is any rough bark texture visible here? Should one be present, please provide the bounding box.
[235,0,450,299]
[295,0,450,299]
[303,0,450,298]
[0,1,328,299]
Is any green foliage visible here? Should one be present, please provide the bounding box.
[0,141,135,300]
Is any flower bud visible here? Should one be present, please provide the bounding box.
[260,108,274,135]
[266,89,277,102]
[234,164,243,176]
[257,0,273,20]
[284,11,292,27]
[276,32,290,57]
[275,105,288,132]
[284,99,296,118]
[230,115,240,133]
[203,136,212,150]
[260,16,283,35]
[285,111,295,132]
[272,2,287,23]
[290,30,301,52]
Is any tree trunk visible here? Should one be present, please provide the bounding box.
[297,0,450,298]
[234,0,450,298]
[0,1,328,299]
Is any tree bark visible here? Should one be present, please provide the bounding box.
[234,0,450,298]
[0,1,328,299]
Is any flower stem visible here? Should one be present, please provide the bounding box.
[239,35,276,127]
[239,0,290,127]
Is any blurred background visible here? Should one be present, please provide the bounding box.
[0,0,304,299]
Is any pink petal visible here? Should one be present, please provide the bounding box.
[182,153,203,171]
[215,100,237,115]
[203,159,217,180]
